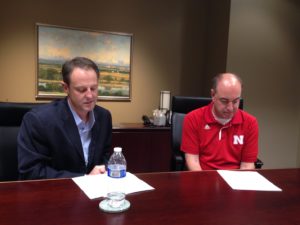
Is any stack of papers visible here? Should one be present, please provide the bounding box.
[72,172,155,199]
[217,170,282,191]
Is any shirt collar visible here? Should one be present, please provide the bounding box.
[204,102,243,125]
[67,99,95,128]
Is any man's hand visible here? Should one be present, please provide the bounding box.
[88,165,106,175]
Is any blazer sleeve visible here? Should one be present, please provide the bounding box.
[17,111,84,180]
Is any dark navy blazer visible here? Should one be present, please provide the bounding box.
[17,98,112,180]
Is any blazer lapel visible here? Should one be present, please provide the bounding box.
[61,100,85,162]
[88,110,100,165]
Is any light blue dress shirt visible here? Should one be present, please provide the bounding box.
[67,101,95,166]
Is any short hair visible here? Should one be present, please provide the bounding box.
[211,73,243,91]
[62,57,100,85]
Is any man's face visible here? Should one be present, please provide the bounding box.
[63,67,98,118]
[211,79,241,120]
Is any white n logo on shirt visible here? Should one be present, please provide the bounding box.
[233,135,244,145]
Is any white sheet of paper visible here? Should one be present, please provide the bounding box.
[72,172,155,199]
[217,170,282,191]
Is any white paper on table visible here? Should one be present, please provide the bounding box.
[72,172,155,199]
[217,170,282,191]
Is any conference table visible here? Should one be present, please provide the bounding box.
[0,169,299,225]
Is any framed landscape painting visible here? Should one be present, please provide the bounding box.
[36,24,132,101]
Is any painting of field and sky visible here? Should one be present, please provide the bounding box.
[37,24,132,100]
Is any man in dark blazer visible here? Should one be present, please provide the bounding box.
[18,57,112,180]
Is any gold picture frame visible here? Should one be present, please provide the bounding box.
[36,23,132,101]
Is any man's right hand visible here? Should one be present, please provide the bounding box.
[88,165,106,175]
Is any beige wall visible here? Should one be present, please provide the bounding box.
[0,0,229,124]
[0,0,185,123]
[227,0,300,168]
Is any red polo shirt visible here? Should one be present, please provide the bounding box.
[181,103,258,170]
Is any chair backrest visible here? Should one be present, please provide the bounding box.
[170,96,244,171]
[0,102,43,181]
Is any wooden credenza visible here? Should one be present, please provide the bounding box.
[112,123,172,173]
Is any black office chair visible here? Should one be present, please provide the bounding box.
[0,102,42,181]
[171,96,262,171]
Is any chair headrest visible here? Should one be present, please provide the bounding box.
[172,96,212,114]
[0,102,43,126]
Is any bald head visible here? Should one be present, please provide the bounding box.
[212,73,242,92]
[211,73,242,120]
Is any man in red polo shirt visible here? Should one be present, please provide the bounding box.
[181,73,258,170]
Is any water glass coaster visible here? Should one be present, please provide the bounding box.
[99,192,130,213]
